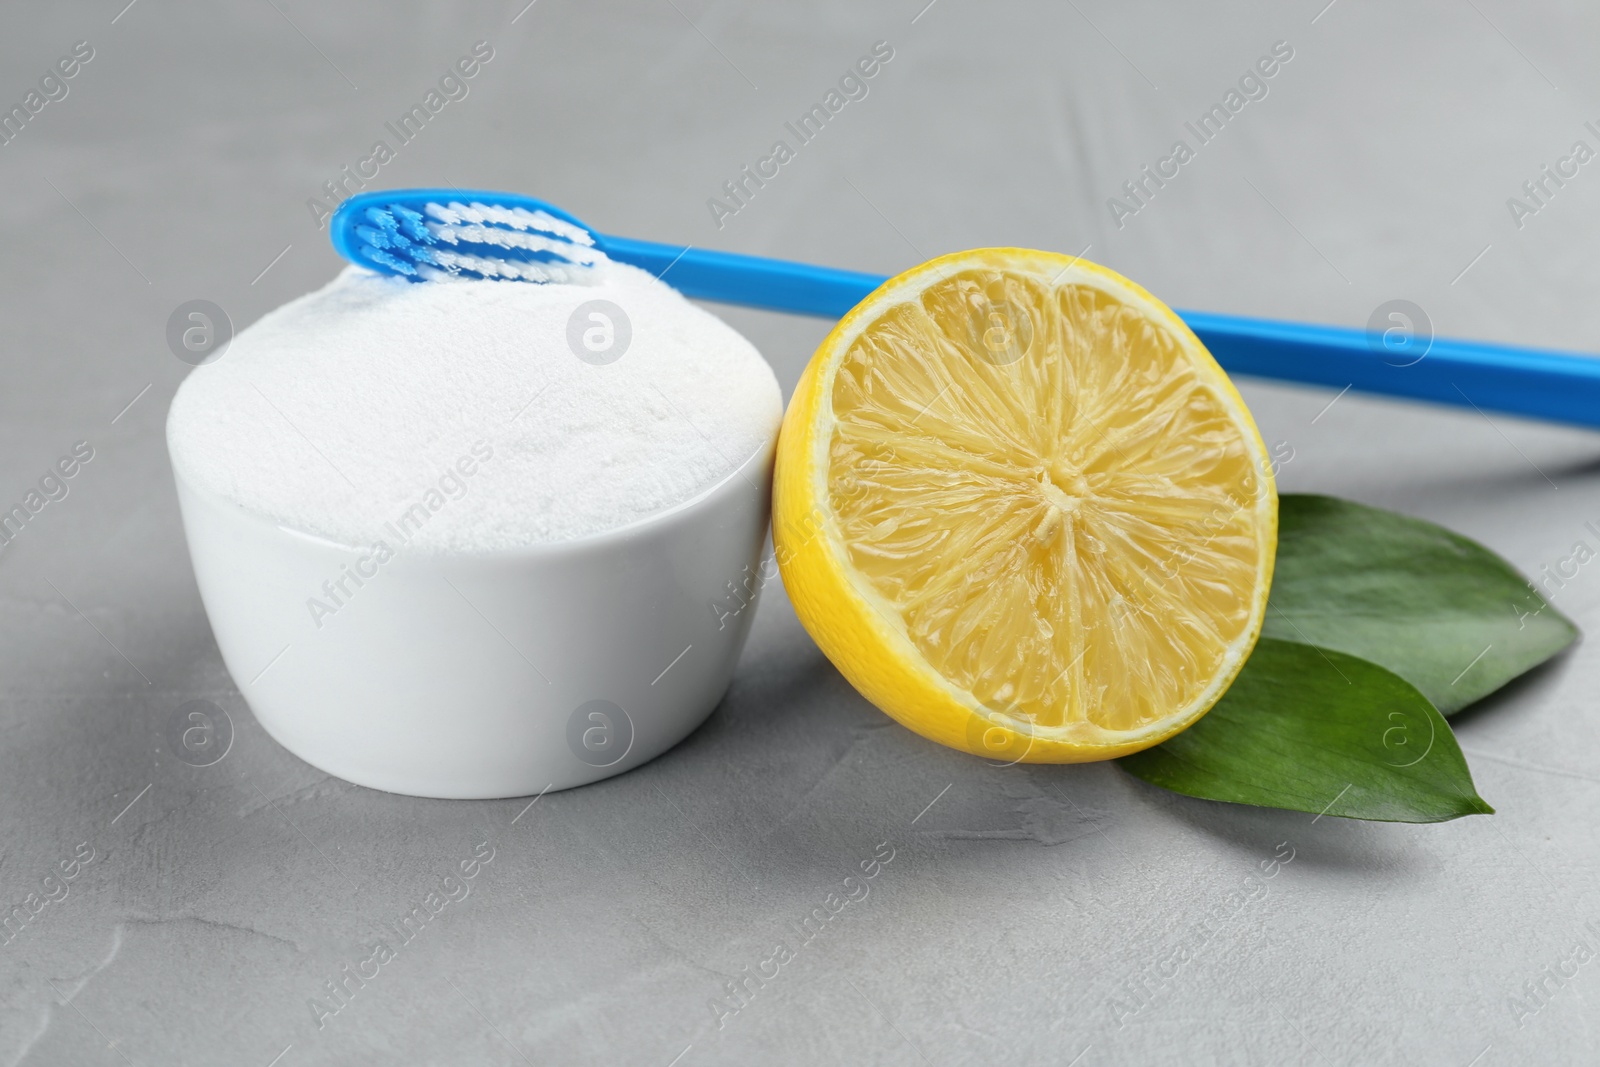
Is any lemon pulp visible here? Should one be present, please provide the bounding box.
[777,249,1276,759]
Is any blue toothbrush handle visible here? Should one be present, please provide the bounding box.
[600,234,1600,432]
[1178,310,1600,432]
[597,236,882,318]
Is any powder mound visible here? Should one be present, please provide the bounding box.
[167,263,782,552]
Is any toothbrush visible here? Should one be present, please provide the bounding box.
[329,188,1600,432]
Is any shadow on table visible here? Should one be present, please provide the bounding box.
[1446,651,1577,731]
[1118,775,1437,879]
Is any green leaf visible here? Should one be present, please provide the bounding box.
[1265,494,1579,714]
[1119,638,1492,823]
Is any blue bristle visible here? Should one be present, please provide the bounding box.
[391,204,432,243]
[387,228,442,268]
[361,246,416,276]
[365,207,402,241]
[355,224,391,249]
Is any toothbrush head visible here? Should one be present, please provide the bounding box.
[329,189,610,282]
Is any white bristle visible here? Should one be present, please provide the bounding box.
[425,223,607,265]
[428,249,595,284]
[421,201,596,247]
[422,202,463,225]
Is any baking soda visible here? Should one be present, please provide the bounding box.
[166,263,782,552]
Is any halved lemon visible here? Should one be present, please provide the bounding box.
[773,248,1276,762]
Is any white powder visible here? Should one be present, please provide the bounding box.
[166,263,782,552]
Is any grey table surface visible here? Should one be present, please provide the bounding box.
[3,1,1600,1064]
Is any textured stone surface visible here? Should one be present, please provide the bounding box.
[1,1,1597,1063]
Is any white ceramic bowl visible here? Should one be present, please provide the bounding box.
[171,437,775,799]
